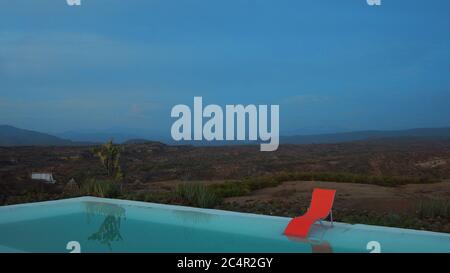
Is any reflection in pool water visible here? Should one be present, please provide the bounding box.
[84,202,126,250]
[286,223,333,253]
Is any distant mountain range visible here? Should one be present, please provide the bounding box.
[280,127,450,144]
[55,130,140,144]
[0,125,77,147]
[55,127,167,144]
[1,124,450,147]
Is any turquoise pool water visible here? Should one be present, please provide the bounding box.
[0,197,449,253]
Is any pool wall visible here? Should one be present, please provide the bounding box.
[0,197,449,253]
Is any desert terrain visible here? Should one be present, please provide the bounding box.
[0,137,449,232]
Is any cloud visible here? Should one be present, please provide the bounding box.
[0,31,146,79]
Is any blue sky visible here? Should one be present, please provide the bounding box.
[0,0,449,137]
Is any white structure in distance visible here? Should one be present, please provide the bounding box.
[31,173,56,184]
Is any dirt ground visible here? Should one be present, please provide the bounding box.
[225,180,450,214]
[143,179,450,215]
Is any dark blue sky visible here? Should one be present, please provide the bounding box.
[0,0,449,136]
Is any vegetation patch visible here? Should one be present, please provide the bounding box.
[175,183,221,208]
[416,198,450,219]
[123,191,173,204]
[207,171,436,199]
[208,178,279,198]
[272,171,436,187]
[80,178,121,198]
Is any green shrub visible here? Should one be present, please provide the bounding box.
[4,192,56,205]
[208,177,281,198]
[208,182,251,198]
[176,183,221,208]
[93,140,124,181]
[124,191,172,203]
[80,179,121,198]
[339,213,421,230]
[206,171,435,199]
[271,171,433,187]
[416,198,450,219]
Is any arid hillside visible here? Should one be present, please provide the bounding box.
[1,138,450,232]
[1,137,450,187]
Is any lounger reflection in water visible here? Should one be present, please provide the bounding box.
[284,188,336,238]
[286,234,334,253]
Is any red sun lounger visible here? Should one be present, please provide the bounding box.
[284,188,336,238]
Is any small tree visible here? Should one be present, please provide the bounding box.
[93,140,124,181]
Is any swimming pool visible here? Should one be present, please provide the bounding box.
[0,197,448,253]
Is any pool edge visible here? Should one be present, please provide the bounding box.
[1,196,449,238]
